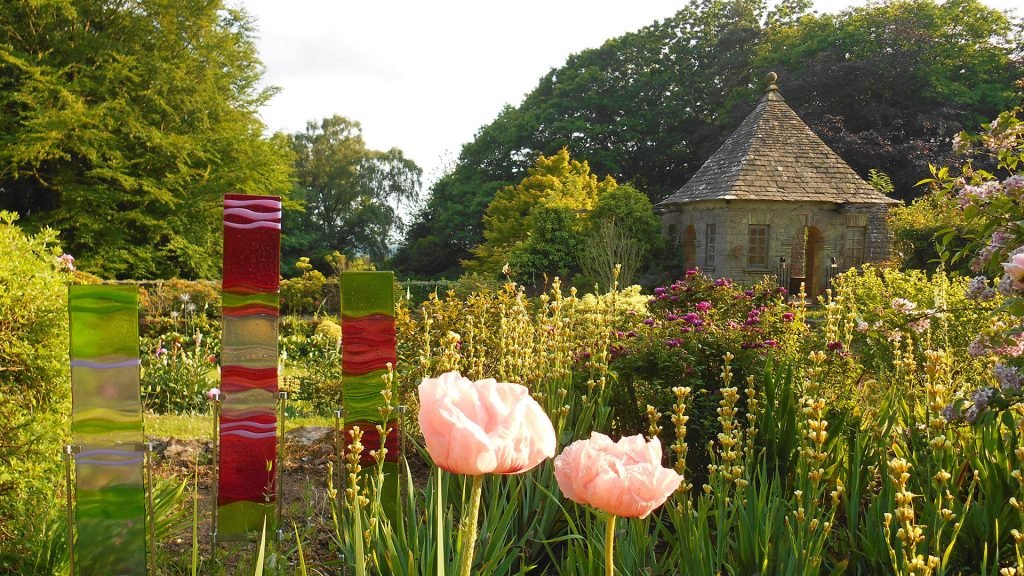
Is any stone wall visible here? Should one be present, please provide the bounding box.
[660,200,892,293]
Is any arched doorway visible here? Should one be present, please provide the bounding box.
[682,225,697,271]
[790,226,824,297]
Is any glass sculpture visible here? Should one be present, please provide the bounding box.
[218,194,281,540]
[341,271,399,519]
[69,285,146,575]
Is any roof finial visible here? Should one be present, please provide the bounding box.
[766,71,779,93]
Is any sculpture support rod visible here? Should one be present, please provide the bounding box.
[64,444,75,576]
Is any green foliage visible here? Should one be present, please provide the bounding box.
[140,331,219,415]
[139,279,222,320]
[579,185,661,289]
[468,148,614,275]
[396,0,1022,277]
[0,0,294,279]
[0,212,71,572]
[279,318,342,414]
[868,169,895,195]
[923,105,1024,276]
[280,258,328,316]
[589,185,660,249]
[466,149,661,287]
[507,204,585,288]
[612,272,796,464]
[889,189,971,272]
[829,265,999,385]
[326,251,376,276]
[285,116,421,270]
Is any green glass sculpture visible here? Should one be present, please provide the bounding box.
[69,285,146,575]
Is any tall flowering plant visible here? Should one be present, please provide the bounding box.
[418,371,556,576]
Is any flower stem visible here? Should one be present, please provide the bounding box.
[605,514,617,576]
[458,474,485,576]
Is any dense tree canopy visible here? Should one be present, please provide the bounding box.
[394,0,1022,278]
[465,148,660,287]
[468,148,615,274]
[284,116,421,272]
[0,0,294,279]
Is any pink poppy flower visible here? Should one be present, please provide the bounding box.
[554,432,681,518]
[418,371,555,476]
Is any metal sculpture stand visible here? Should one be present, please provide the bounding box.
[145,442,157,576]
[63,444,76,576]
[210,392,222,562]
[277,390,288,543]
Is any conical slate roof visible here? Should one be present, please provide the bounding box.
[657,74,898,207]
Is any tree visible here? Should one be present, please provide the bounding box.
[507,204,586,287]
[754,0,1023,200]
[588,184,660,249]
[579,185,661,288]
[0,0,294,279]
[286,116,421,270]
[578,218,646,290]
[395,0,1021,277]
[466,148,615,275]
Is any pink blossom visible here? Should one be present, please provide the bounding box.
[891,298,917,314]
[554,433,681,518]
[418,371,556,476]
[57,253,75,271]
[1003,253,1024,281]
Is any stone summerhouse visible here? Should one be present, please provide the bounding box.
[656,73,899,296]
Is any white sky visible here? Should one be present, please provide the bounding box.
[239,0,1021,189]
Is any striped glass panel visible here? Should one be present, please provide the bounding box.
[69,285,146,575]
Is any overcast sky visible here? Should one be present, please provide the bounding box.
[238,0,1020,188]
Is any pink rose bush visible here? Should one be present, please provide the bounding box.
[418,370,556,475]
[554,432,681,518]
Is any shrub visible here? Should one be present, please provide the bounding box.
[281,257,328,315]
[0,212,72,571]
[610,272,799,472]
[140,330,219,414]
[139,278,220,320]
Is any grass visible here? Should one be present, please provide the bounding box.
[146,413,334,440]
